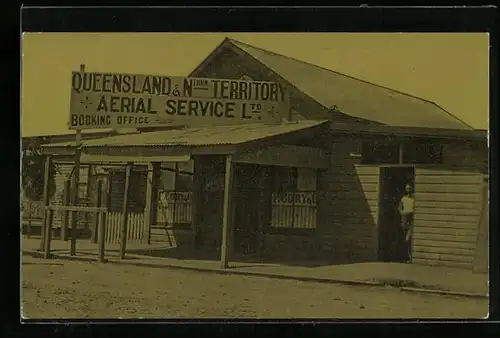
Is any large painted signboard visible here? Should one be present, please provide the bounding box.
[69,71,288,130]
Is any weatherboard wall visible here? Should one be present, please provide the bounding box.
[412,142,487,269]
[412,167,484,269]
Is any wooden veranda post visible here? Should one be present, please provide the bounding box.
[144,162,159,245]
[43,209,54,259]
[91,179,103,244]
[69,64,85,255]
[70,129,82,256]
[191,156,203,249]
[61,179,71,241]
[119,163,133,259]
[39,155,52,252]
[96,180,107,263]
[220,155,234,269]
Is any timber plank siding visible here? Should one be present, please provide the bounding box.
[473,177,489,273]
[412,167,483,269]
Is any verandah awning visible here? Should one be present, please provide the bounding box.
[79,153,191,164]
[41,120,328,164]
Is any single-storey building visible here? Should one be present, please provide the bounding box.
[39,38,489,270]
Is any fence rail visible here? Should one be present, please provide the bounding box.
[23,198,148,245]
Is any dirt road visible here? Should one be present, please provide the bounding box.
[21,255,488,319]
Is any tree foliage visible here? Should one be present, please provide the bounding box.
[21,146,57,201]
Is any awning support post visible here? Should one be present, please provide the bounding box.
[144,162,159,245]
[61,179,71,241]
[220,155,234,269]
[119,163,133,259]
[39,154,52,252]
[191,156,203,249]
[97,180,107,263]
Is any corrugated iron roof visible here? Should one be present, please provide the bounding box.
[42,120,327,149]
[22,128,115,139]
[222,39,473,130]
[80,154,191,163]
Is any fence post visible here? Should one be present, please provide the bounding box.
[39,155,52,251]
[61,179,71,241]
[90,179,102,244]
[97,181,107,263]
[120,163,132,259]
[43,209,54,259]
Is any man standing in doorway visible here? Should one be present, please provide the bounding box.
[398,183,415,261]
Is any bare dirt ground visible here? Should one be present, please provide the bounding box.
[20,255,488,319]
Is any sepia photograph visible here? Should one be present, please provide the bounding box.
[20,32,489,320]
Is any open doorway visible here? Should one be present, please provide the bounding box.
[378,166,415,262]
[233,164,269,256]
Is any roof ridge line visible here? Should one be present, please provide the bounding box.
[227,38,473,129]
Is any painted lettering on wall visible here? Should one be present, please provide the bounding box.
[70,71,288,130]
[272,192,317,206]
[160,191,192,203]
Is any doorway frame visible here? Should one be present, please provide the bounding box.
[232,163,270,257]
[377,165,416,262]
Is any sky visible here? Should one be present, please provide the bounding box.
[21,33,490,137]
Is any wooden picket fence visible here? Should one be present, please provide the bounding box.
[105,212,148,244]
